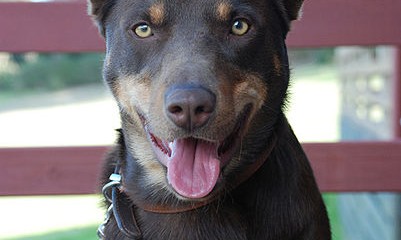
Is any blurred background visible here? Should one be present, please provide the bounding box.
[1,48,399,239]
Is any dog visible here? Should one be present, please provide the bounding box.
[89,0,331,239]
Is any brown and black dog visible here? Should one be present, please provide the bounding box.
[89,0,331,239]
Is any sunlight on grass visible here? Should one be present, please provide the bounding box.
[323,193,343,240]
[0,195,103,239]
[8,225,98,240]
[287,64,340,142]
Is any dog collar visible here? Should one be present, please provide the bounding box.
[98,165,143,239]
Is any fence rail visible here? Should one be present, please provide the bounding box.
[1,141,401,196]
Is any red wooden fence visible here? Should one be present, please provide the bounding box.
[0,0,400,195]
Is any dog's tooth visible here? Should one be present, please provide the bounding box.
[168,141,176,158]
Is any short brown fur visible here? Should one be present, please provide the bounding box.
[89,0,331,239]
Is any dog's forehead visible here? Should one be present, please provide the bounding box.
[114,0,264,24]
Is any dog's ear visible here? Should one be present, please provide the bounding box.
[281,0,304,21]
[87,0,114,36]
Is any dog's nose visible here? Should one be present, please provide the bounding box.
[165,86,216,131]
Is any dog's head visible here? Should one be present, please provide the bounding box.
[89,0,303,200]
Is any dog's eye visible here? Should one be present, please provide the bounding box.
[231,19,250,36]
[133,23,153,38]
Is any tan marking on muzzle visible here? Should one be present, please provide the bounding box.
[149,2,165,25]
[111,74,152,120]
[113,75,167,187]
[233,73,267,113]
[127,133,167,186]
[216,1,232,21]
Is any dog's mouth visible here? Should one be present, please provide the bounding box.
[140,105,252,199]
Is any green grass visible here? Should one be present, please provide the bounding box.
[0,195,103,240]
[8,225,98,240]
[293,64,337,82]
[323,193,342,240]
[0,53,103,92]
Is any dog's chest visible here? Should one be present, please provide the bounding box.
[136,205,248,240]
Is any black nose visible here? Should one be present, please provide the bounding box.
[165,85,216,131]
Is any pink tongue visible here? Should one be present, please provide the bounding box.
[167,138,220,199]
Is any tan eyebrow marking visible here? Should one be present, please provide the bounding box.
[216,1,232,21]
[149,2,165,25]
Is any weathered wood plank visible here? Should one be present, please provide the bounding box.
[1,142,400,195]
[0,146,107,195]
[304,141,401,192]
